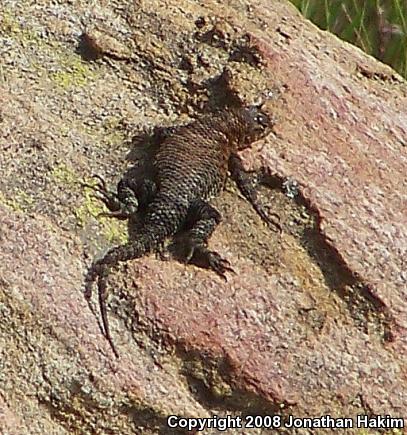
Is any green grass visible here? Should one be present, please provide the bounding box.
[290,0,407,78]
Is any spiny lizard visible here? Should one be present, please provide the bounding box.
[85,105,280,357]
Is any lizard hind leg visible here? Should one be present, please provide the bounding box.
[173,199,234,280]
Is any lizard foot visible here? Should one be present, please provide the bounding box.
[204,250,235,281]
[186,243,235,281]
[82,175,138,219]
[81,175,122,212]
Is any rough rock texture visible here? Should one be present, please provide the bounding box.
[0,0,406,434]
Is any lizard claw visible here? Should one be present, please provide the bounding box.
[81,175,124,213]
[90,174,108,191]
[176,241,234,280]
[96,210,131,220]
[254,205,282,233]
[264,213,282,233]
[206,251,235,281]
[80,175,108,194]
[155,242,171,261]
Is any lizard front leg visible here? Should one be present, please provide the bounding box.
[229,154,282,232]
[83,175,157,220]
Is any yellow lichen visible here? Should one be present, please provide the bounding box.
[1,10,43,46]
[51,60,94,89]
[50,163,78,186]
[103,115,122,130]
[50,166,126,243]
[1,8,96,89]
[103,129,126,148]
[0,190,35,213]
[1,11,22,35]
[101,219,128,244]
[79,179,127,244]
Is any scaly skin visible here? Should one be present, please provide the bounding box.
[85,105,280,357]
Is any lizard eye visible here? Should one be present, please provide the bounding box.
[254,113,269,127]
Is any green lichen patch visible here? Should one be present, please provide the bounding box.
[49,163,126,244]
[1,10,22,35]
[50,59,95,89]
[1,10,40,43]
[0,190,35,213]
[78,178,127,245]
[50,163,79,187]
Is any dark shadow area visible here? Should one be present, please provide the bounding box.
[260,171,393,340]
[185,69,243,113]
[124,405,189,435]
[76,32,103,61]
[176,347,284,416]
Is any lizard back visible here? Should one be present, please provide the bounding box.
[153,115,234,204]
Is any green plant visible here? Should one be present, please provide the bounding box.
[290,0,407,78]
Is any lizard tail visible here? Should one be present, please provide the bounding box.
[85,235,157,357]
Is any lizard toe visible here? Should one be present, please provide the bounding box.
[206,251,235,281]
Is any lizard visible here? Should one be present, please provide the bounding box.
[84,104,281,357]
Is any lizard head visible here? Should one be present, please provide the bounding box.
[235,105,273,149]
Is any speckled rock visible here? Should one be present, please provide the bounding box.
[0,0,406,434]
